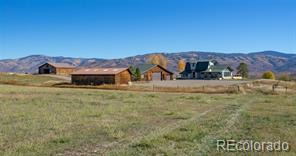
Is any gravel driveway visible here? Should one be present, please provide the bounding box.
[133,80,249,87]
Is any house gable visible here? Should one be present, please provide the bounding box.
[179,60,233,79]
[136,64,173,81]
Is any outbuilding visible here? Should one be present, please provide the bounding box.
[136,64,173,81]
[71,68,132,85]
[38,62,75,75]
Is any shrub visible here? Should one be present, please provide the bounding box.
[262,71,276,80]
[279,74,292,81]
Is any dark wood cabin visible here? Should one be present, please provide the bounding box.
[71,68,132,85]
[136,64,173,81]
[38,62,75,75]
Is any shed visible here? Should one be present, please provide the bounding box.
[136,64,173,81]
[71,68,132,85]
[38,62,75,75]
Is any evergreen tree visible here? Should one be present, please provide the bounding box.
[129,66,137,81]
[236,63,249,78]
[135,68,141,81]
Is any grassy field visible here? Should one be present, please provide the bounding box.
[0,73,68,86]
[0,84,295,156]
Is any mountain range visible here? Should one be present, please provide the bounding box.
[0,51,295,75]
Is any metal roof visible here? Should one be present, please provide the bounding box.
[195,61,210,72]
[71,68,130,75]
[180,60,232,74]
[136,64,173,74]
[44,62,75,68]
[136,64,157,74]
[203,65,233,73]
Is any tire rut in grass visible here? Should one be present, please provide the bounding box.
[196,97,255,155]
[59,97,250,156]
[75,106,222,156]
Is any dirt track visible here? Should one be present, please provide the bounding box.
[133,80,249,87]
[39,74,71,81]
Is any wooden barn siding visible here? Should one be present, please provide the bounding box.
[72,75,115,85]
[39,63,74,75]
[39,64,56,74]
[56,68,75,75]
[143,66,172,81]
[115,70,132,84]
[72,69,131,85]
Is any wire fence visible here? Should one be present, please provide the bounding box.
[53,80,296,94]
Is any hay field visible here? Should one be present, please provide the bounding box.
[0,73,69,86]
[0,84,295,156]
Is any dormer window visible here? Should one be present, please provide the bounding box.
[190,63,196,70]
[209,61,214,66]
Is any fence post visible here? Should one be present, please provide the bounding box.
[272,85,275,92]
[153,84,154,92]
[237,85,240,92]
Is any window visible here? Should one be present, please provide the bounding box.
[224,72,231,77]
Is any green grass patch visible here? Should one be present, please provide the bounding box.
[0,84,295,155]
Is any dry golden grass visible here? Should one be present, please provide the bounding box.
[0,84,295,155]
[1,74,295,94]
[0,73,68,86]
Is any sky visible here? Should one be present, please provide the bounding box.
[0,0,295,59]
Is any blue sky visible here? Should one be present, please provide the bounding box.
[0,0,295,59]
